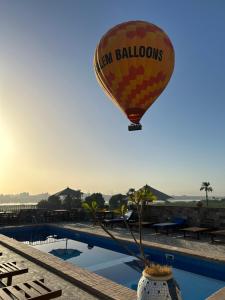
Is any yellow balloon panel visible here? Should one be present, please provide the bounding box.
[94,21,175,124]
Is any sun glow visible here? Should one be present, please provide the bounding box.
[0,124,14,167]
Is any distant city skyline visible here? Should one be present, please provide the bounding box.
[1,1,225,196]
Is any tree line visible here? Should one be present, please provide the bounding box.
[37,191,130,210]
[37,182,219,210]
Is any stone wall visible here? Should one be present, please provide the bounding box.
[143,205,225,228]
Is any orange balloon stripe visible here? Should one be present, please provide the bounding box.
[114,66,144,99]
[95,46,116,97]
[96,70,127,116]
[101,22,134,49]
[94,47,118,103]
[164,36,174,51]
[137,87,165,107]
[126,24,160,39]
[101,21,162,50]
[126,71,166,102]
[96,68,168,112]
[104,72,116,86]
[95,61,128,116]
[101,70,167,109]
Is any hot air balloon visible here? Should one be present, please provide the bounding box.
[94,20,175,131]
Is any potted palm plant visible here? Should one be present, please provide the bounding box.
[83,185,182,300]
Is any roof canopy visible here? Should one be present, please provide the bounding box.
[140,185,173,201]
[53,187,82,197]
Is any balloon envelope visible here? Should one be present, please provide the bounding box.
[94,20,175,125]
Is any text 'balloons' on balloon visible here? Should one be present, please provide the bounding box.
[93,20,175,131]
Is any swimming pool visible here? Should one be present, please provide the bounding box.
[1,225,224,300]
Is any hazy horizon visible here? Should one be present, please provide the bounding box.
[1,1,225,196]
[0,189,223,198]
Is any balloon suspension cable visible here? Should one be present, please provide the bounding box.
[128,123,142,131]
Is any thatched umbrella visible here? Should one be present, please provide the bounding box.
[141,185,173,201]
[53,187,82,198]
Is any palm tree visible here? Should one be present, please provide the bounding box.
[200,182,213,207]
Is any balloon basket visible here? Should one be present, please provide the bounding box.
[128,123,142,131]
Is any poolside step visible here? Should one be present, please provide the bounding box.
[88,256,136,272]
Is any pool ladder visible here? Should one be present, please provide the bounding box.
[165,253,174,262]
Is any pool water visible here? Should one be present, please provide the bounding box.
[1,225,225,300]
[33,238,224,300]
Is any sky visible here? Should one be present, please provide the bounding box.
[1,0,225,196]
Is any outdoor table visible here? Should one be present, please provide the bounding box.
[96,210,114,220]
[0,212,18,225]
[129,221,155,229]
[210,229,225,243]
[180,227,210,240]
[153,222,178,235]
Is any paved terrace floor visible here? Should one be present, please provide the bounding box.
[0,243,99,300]
[61,222,225,261]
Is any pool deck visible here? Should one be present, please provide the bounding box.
[0,222,225,300]
[206,288,225,300]
[61,222,225,263]
[0,240,99,299]
[0,230,136,300]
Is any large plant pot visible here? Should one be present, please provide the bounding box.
[137,269,182,300]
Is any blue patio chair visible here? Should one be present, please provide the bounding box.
[153,217,187,235]
[102,210,136,228]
